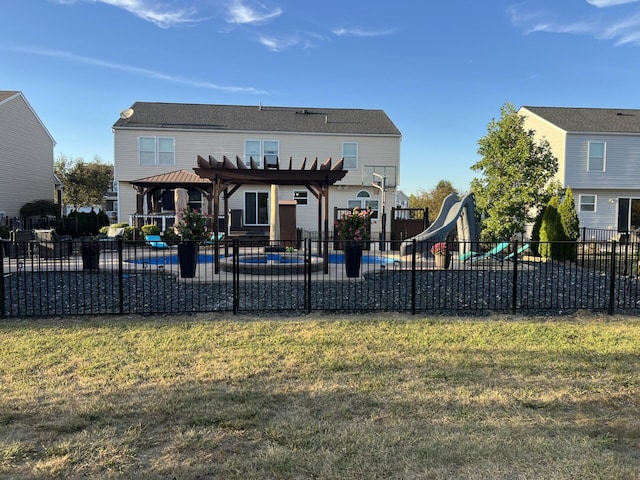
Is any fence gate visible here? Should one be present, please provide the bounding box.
[391,207,428,249]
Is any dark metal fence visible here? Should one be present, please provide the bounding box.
[1,238,639,317]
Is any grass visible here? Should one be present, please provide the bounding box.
[0,313,639,479]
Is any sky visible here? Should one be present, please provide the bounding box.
[4,0,640,196]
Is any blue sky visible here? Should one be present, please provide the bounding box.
[3,0,640,195]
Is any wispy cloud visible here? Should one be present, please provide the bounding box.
[332,26,395,37]
[587,0,640,7]
[225,0,282,25]
[258,35,301,52]
[1,44,267,94]
[509,1,640,46]
[52,0,204,28]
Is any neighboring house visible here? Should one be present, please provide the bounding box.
[520,106,640,234]
[112,102,401,237]
[0,91,58,219]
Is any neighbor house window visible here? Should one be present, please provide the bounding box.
[342,142,358,169]
[588,142,605,172]
[245,191,269,225]
[244,140,279,168]
[138,137,175,166]
[294,190,308,206]
[580,194,596,212]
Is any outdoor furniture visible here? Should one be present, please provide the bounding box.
[9,229,35,258]
[99,226,125,250]
[470,242,510,263]
[145,234,170,249]
[504,244,530,262]
[33,229,73,258]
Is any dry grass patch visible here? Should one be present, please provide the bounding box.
[0,313,639,479]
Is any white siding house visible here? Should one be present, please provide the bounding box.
[0,91,57,219]
[520,106,640,234]
[112,103,402,236]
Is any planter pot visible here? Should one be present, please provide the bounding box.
[82,253,100,271]
[434,252,450,269]
[344,243,363,278]
[178,243,199,278]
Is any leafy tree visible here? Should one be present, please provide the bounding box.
[19,199,58,218]
[55,155,114,212]
[539,195,561,259]
[409,180,458,223]
[471,103,559,241]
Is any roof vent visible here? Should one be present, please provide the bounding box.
[325,115,328,123]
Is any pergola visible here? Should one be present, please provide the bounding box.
[193,154,348,273]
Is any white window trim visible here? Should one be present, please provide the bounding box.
[587,141,606,172]
[579,194,597,212]
[138,136,175,166]
[342,142,358,170]
[244,139,279,168]
[244,190,270,226]
[293,190,308,206]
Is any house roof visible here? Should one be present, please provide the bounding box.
[113,102,401,136]
[522,106,640,134]
[0,90,56,145]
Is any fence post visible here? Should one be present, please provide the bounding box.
[608,241,617,315]
[0,242,5,317]
[233,239,239,314]
[306,238,312,314]
[411,239,417,315]
[117,238,124,315]
[512,240,518,314]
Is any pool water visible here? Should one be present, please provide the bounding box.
[129,252,399,266]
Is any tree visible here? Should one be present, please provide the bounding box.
[558,187,580,240]
[55,155,113,212]
[539,195,561,258]
[471,103,559,241]
[409,180,458,223]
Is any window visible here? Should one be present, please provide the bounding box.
[138,137,175,166]
[294,190,308,205]
[588,142,605,171]
[348,190,379,218]
[580,194,596,212]
[245,191,269,225]
[244,140,279,168]
[342,142,358,169]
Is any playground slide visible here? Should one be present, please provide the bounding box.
[400,192,480,256]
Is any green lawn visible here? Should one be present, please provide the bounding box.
[1,313,639,479]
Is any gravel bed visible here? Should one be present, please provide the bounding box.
[3,266,640,317]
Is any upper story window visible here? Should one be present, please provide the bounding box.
[579,194,596,212]
[588,141,605,172]
[342,142,358,169]
[139,137,175,166]
[245,140,279,168]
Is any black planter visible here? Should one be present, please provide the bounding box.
[82,253,100,271]
[344,243,363,278]
[178,243,199,278]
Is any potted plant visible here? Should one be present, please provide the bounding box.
[174,208,209,278]
[81,239,101,271]
[431,241,450,269]
[335,207,373,277]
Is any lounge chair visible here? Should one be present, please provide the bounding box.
[504,243,530,262]
[99,227,125,250]
[33,229,73,258]
[145,234,170,249]
[470,242,510,263]
[203,231,225,245]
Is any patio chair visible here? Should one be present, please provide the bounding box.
[33,229,73,258]
[145,234,170,249]
[503,243,530,262]
[202,231,225,245]
[99,227,125,250]
[470,242,510,263]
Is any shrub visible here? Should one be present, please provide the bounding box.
[19,199,58,218]
[0,225,9,239]
[141,224,161,236]
[162,228,180,244]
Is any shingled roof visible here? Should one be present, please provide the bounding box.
[113,102,401,136]
[522,106,640,134]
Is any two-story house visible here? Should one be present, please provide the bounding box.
[112,102,401,238]
[0,91,58,219]
[520,106,640,235]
